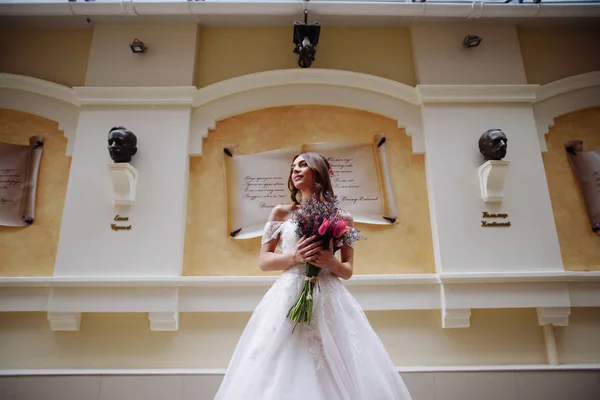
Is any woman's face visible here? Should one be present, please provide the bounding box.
[291,155,314,190]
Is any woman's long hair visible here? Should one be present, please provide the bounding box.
[288,152,334,204]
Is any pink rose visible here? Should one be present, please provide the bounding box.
[318,218,332,236]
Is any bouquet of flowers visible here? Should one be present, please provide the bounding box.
[287,194,363,327]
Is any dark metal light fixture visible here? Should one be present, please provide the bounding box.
[293,10,320,68]
[129,38,147,53]
[463,35,482,48]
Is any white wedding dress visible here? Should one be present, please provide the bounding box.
[214,220,412,400]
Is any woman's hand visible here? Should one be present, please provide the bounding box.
[310,238,354,280]
[293,235,322,264]
[310,239,337,269]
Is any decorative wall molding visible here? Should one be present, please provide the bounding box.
[0,73,77,106]
[533,71,600,152]
[536,71,600,103]
[73,86,197,106]
[193,69,421,108]
[0,73,80,156]
[1,272,598,331]
[416,84,538,103]
[149,312,179,331]
[537,307,571,327]
[438,271,600,283]
[3,364,600,377]
[191,69,425,155]
[47,312,81,331]
[441,308,472,329]
[4,71,600,158]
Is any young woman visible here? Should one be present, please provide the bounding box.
[214,153,412,400]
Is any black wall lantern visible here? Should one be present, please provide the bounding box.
[130,38,147,53]
[463,35,482,48]
[293,10,320,68]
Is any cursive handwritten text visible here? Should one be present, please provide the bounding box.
[482,212,508,219]
[111,223,132,231]
[481,221,511,227]
[243,176,286,203]
[340,195,379,205]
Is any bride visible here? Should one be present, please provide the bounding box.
[214,152,412,400]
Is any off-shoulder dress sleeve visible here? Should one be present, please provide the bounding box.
[261,221,285,245]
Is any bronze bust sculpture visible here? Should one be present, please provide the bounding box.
[479,129,507,161]
[108,127,137,163]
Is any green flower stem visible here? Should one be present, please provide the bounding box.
[287,263,322,328]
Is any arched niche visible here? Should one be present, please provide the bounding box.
[184,104,435,277]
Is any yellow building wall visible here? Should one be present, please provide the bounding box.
[556,308,600,365]
[183,105,434,276]
[0,309,553,369]
[518,26,600,85]
[542,107,600,271]
[0,28,93,87]
[3,308,600,369]
[195,26,416,88]
[0,110,70,276]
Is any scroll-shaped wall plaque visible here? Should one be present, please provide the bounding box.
[564,140,600,235]
[223,134,398,239]
[0,136,44,226]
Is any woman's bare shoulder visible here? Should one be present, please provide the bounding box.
[268,204,294,222]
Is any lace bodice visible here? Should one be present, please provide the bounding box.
[262,219,333,278]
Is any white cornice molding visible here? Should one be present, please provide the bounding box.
[1,271,598,331]
[439,271,600,283]
[417,84,539,103]
[7,271,597,287]
[3,364,600,377]
[193,69,420,107]
[536,71,600,103]
[533,71,600,152]
[0,73,78,106]
[73,86,197,106]
[0,73,79,156]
